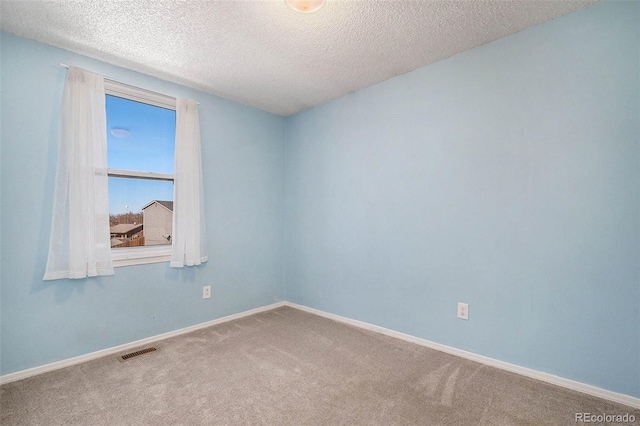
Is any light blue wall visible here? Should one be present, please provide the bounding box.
[0,33,285,375]
[284,2,639,398]
[1,1,638,400]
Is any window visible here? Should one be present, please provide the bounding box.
[44,66,205,280]
[105,81,177,267]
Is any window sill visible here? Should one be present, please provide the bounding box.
[111,245,171,268]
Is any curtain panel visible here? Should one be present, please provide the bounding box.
[171,98,208,267]
[43,67,114,280]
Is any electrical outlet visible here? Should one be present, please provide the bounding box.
[203,286,211,299]
[457,302,469,320]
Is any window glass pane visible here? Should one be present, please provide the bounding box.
[109,177,174,248]
[106,95,176,174]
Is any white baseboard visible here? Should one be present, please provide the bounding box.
[2,300,638,409]
[0,301,286,386]
[284,302,640,409]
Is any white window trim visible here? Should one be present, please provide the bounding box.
[111,245,172,268]
[104,80,176,110]
[106,81,176,268]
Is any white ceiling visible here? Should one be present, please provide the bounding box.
[1,0,596,116]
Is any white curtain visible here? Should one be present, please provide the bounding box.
[171,98,208,267]
[43,67,114,280]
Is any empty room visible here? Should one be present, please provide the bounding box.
[0,0,638,424]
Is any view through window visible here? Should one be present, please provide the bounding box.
[106,94,176,249]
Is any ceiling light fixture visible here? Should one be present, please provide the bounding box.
[285,0,325,13]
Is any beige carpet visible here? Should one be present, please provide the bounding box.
[1,306,638,425]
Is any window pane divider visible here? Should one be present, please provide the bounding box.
[108,169,174,181]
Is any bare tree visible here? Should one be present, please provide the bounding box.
[109,211,143,227]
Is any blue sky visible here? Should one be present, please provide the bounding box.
[106,95,176,215]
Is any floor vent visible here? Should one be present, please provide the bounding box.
[117,347,157,362]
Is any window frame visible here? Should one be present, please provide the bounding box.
[104,80,177,268]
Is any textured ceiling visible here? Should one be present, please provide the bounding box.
[1,0,597,116]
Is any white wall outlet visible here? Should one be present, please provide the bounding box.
[203,286,211,299]
[457,302,469,320]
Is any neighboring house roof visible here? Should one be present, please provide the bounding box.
[142,200,174,212]
[110,223,143,234]
[110,238,124,247]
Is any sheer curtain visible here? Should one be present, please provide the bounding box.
[43,67,114,280]
[171,98,208,267]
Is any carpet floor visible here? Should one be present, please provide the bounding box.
[1,306,638,425]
